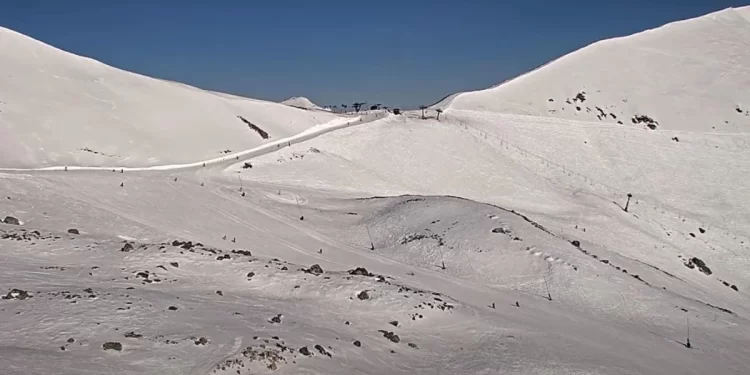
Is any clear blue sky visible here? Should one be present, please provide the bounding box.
[1,0,746,108]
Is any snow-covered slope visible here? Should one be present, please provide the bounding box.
[0,28,339,168]
[281,96,330,111]
[3,6,750,375]
[437,6,750,132]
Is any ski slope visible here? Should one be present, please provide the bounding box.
[0,27,340,169]
[435,6,750,133]
[2,5,750,375]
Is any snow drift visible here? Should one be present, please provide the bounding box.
[437,6,750,132]
[281,96,330,111]
[0,28,339,168]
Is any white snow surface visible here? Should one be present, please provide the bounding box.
[0,27,340,168]
[436,6,750,132]
[281,96,330,111]
[3,7,750,375]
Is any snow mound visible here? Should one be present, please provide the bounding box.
[438,6,750,132]
[0,27,339,168]
[281,96,330,111]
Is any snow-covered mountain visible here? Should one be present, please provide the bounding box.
[281,96,330,111]
[2,6,750,375]
[436,6,750,133]
[0,27,340,169]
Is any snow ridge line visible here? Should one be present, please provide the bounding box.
[0,113,385,173]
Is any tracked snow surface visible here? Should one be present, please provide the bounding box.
[3,6,750,375]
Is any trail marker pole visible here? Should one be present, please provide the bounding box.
[544,275,552,301]
[366,226,375,250]
[295,196,304,220]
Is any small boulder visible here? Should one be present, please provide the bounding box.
[2,289,32,300]
[357,290,370,300]
[67,229,80,235]
[121,243,134,252]
[570,240,581,247]
[102,342,123,351]
[307,264,324,275]
[299,346,312,356]
[168,306,178,311]
[348,267,372,276]
[194,337,208,345]
[270,314,282,324]
[124,331,142,339]
[315,344,331,357]
[3,216,20,225]
[353,340,361,347]
[169,262,179,268]
[378,330,400,343]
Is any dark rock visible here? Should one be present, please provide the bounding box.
[67,229,80,235]
[242,162,253,169]
[685,257,712,275]
[570,240,581,247]
[299,346,312,356]
[194,337,208,345]
[491,227,509,234]
[67,338,75,343]
[348,267,372,276]
[216,254,231,261]
[389,321,399,327]
[270,314,282,324]
[731,285,739,291]
[231,250,252,257]
[357,290,370,300]
[3,289,32,300]
[169,262,179,268]
[247,272,255,278]
[216,290,223,296]
[168,306,178,311]
[408,343,418,349]
[314,344,331,357]
[307,264,324,275]
[102,342,122,351]
[353,340,361,347]
[699,228,705,234]
[121,243,134,252]
[3,216,20,225]
[124,331,142,339]
[378,330,400,343]
[689,233,696,238]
